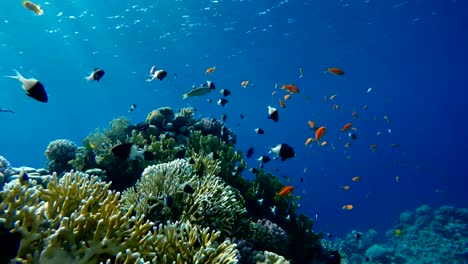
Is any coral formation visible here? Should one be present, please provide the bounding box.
[248,219,288,255]
[44,139,78,174]
[0,170,239,263]
[326,205,468,263]
[146,107,175,129]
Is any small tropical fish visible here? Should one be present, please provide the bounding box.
[362,104,368,110]
[182,81,216,99]
[257,198,264,205]
[395,229,402,237]
[352,176,361,182]
[281,84,299,94]
[367,87,372,93]
[329,94,337,100]
[219,89,231,97]
[23,1,43,16]
[5,70,48,103]
[370,144,377,152]
[246,147,255,158]
[342,185,351,191]
[342,204,353,210]
[221,113,227,122]
[284,94,291,100]
[267,106,279,122]
[270,143,295,161]
[395,175,400,183]
[352,111,358,118]
[276,185,294,198]
[320,141,328,147]
[258,155,271,168]
[128,104,136,112]
[254,128,264,135]
[349,133,357,140]
[299,67,304,78]
[111,143,155,161]
[217,98,228,107]
[308,120,316,129]
[241,80,249,88]
[315,126,327,143]
[0,108,14,113]
[272,91,277,96]
[332,104,340,110]
[344,142,351,148]
[85,68,105,82]
[305,138,313,146]
[279,98,286,108]
[327,67,345,75]
[206,66,216,74]
[384,115,391,122]
[341,123,352,132]
[146,66,167,82]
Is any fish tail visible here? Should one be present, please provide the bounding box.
[182,94,188,99]
[4,70,23,80]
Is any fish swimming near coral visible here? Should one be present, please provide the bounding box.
[111,143,155,161]
[182,81,216,99]
[276,185,294,199]
[246,147,255,158]
[270,143,295,161]
[85,68,105,82]
[5,70,48,103]
[254,128,264,135]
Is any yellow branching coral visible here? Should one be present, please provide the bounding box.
[141,221,238,264]
[0,171,153,263]
[182,174,246,236]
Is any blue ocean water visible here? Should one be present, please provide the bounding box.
[0,0,466,240]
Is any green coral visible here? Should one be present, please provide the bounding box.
[253,251,290,264]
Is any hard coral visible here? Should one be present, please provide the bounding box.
[248,219,288,255]
[146,107,175,130]
[45,139,78,174]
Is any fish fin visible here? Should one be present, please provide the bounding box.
[182,94,188,99]
[4,70,23,80]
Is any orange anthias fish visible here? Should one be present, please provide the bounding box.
[342,185,351,191]
[327,67,345,75]
[305,138,313,146]
[308,120,316,129]
[23,1,44,15]
[206,66,216,75]
[279,99,286,108]
[276,186,295,198]
[315,126,327,143]
[342,204,353,210]
[281,84,299,94]
[352,176,361,182]
[284,94,291,100]
[341,123,352,132]
[241,80,249,88]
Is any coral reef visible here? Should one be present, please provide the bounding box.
[1,107,339,263]
[0,170,239,263]
[326,205,468,264]
[44,139,78,174]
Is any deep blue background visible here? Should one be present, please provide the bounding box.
[1,0,466,237]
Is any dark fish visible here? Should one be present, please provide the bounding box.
[112,143,155,161]
[128,104,136,112]
[183,184,195,194]
[355,232,362,239]
[327,233,332,238]
[19,170,29,185]
[240,114,245,120]
[270,143,295,161]
[5,70,48,103]
[255,128,264,135]
[135,122,150,131]
[246,147,255,158]
[86,68,105,82]
[207,99,213,103]
[196,163,205,177]
[267,106,279,122]
[349,133,357,140]
[217,98,228,107]
[155,69,167,80]
[249,168,258,174]
[165,195,173,207]
[258,155,271,164]
[220,89,231,97]
[300,177,304,182]
[221,113,227,122]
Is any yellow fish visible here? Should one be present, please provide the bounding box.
[23,1,44,16]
